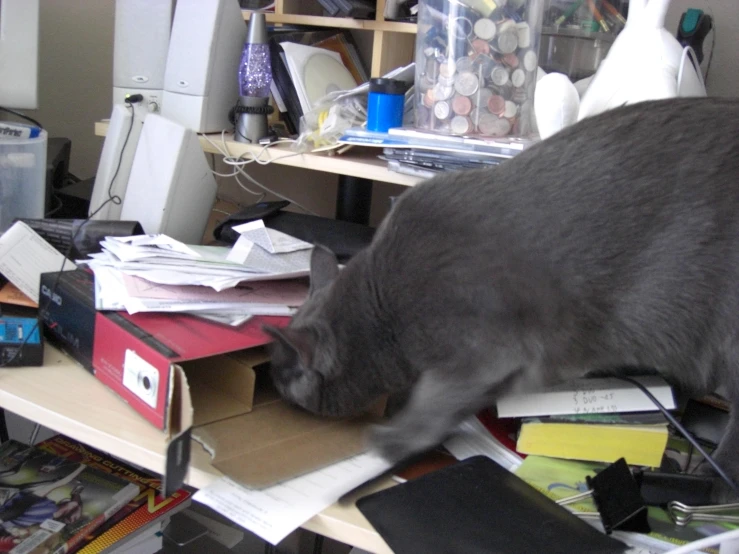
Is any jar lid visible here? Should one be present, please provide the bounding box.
[370,78,410,95]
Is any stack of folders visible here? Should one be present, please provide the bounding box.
[494,375,676,468]
[338,127,535,178]
[80,219,311,326]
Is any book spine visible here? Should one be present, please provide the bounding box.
[53,485,140,554]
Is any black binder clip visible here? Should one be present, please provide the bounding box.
[556,458,651,534]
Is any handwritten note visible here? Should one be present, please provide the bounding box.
[193,452,392,545]
[495,376,675,418]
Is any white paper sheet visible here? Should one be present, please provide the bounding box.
[231,220,313,254]
[0,221,76,303]
[193,452,392,546]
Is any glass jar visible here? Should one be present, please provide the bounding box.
[414,0,546,139]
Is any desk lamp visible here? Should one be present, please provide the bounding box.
[234,13,274,143]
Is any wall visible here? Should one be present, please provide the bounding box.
[34,0,115,180]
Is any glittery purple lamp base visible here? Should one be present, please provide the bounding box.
[239,43,272,98]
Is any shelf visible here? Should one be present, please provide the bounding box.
[243,11,418,34]
[94,121,422,187]
[2,344,393,553]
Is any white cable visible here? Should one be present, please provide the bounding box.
[199,130,320,216]
[662,528,739,554]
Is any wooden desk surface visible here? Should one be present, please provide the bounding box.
[0,344,393,553]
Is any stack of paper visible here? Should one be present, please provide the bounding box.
[81,220,312,325]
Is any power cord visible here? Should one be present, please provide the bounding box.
[0,95,142,369]
[617,376,739,494]
[0,107,43,129]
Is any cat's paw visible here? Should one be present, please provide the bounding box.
[367,424,408,463]
[366,423,433,464]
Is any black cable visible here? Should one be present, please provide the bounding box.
[0,107,43,129]
[617,376,739,494]
[0,97,140,369]
[105,102,136,206]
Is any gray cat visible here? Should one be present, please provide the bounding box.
[265,97,739,497]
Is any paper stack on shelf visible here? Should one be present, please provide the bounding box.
[81,219,311,325]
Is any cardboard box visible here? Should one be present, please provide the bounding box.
[42,269,377,495]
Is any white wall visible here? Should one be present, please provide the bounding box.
[34,0,115,180]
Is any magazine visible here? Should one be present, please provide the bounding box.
[36,436,191,554]
[0,440,139,554]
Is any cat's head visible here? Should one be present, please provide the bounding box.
[264,245,384,417]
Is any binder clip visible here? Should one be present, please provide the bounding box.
[633,469,714,507]
[668,500,739,527]
[556,458,650,534]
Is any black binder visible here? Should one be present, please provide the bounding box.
[356,456,629,554]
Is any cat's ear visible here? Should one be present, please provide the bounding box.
[263,325,316,368]
[309,245,339,295]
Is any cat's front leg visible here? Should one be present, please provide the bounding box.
[367,370,500,464]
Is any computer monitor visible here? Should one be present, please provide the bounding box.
[0,0,40,109]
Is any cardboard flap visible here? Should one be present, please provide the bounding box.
[184,348,269,427]
[192,401,379,489]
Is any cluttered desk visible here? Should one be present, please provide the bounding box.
[2,0,737,552]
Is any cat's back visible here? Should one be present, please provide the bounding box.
[376,97,739,269]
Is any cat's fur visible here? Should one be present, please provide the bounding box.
[265,97,739,496]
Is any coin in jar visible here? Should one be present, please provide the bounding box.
[471,38,491,56]
[503,100,518,118]
[434,100,451,119]
[491,65,510,86]
[432,82,454,101]
[454,56,474,74]
[450,115,473,135]
[473,18,496,41]
[454,72,479,96]
[511,68,526,88]
[439,60,456,78]
[501,53,519,68]
[471,87,493,107]
[452,94,473,116]
[496,31,518,54]
[523,50,538,72]
[487,94,506,115]
[478,114,512,136]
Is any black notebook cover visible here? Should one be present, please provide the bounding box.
[356,456,629,554]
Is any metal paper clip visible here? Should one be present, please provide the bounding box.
[668,500,739,526]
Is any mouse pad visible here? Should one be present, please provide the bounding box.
[356,456,628,554]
